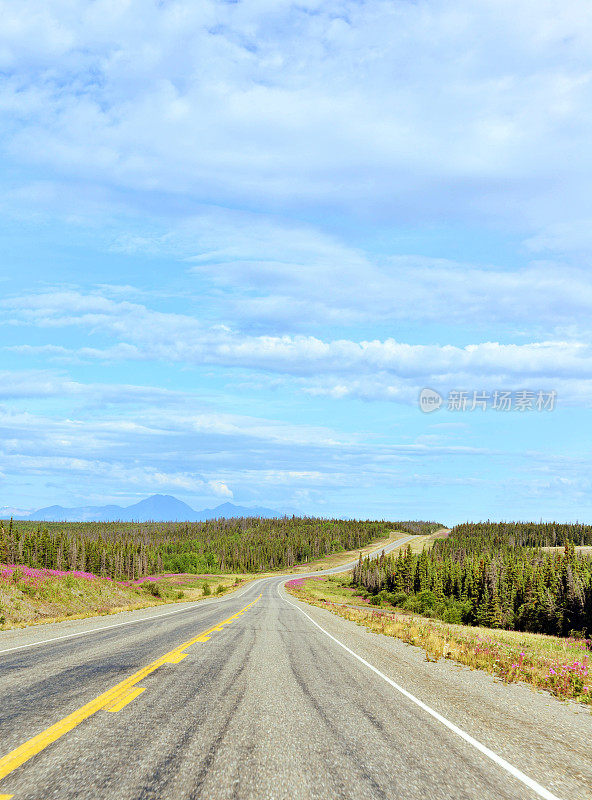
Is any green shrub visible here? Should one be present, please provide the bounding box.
[202,582,211,596]
[441,605,464,624]
[215,584,225,595]
[378,590,397,605]
[398,592,470,624]
[11,568,24,584]
[403,590,438,614]
[22,580,42,598]
[145,581,163,598]
[569,629,587,639]
[392,591,409,607]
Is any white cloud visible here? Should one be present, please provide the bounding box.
[173,212,592,330]
[525,220,592,254]
[306,375,592,408]
[1,453,208,493]
[0,395,496,510]
[0,370,180,403]
[0,399,350,453]
[8,200,592,335]
[208,480,233,499]
[1,372,588,518]
[4,290,592,404]
[2,0,592,232]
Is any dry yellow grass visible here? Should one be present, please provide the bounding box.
[287,578,592,707]
[405,527,450,553]
[540,545,592,555]
[0,572,248,630]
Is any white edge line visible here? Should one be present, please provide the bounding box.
[0,577,269,656]
[280,585,564,800]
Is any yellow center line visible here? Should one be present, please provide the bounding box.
[0,594,261,785]
[162,653,188,664]
[104,687,146,713]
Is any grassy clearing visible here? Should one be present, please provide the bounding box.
[405,527,451,553]
[137,573,251,601]
[286,575,591,707]
[0,565,249,629]
[540,545,592,555]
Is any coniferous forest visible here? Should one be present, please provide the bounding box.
[353,521,592,636]
[4,516,591,636]
[0,517,436,580]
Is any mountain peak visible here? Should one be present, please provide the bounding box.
[5,495,282,523]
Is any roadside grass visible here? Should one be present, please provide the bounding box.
[286,576,592,707]
[0,566,156,628]
[285,575,371,606]
[0,565,249,629]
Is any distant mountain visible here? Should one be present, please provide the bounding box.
[119,495,198,522]
[3,494,283,523]
[0,506,30,519]
[198,501,286,521]
[28,504,124,522]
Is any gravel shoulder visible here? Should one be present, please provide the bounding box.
[283,586,592,800]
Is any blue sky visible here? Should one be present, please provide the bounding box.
[1,0,592,523]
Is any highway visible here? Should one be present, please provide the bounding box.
[0,537,590,800]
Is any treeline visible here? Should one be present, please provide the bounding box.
[443,521,592,551]
[387,521,442,536]
[0,516,434,581]
[353,522,592,636]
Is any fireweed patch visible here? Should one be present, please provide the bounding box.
[288,579,592,707]
[0,563,165,628]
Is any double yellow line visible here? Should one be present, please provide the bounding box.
[0,594,261,790]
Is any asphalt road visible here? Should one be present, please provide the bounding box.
[0,537,590,800]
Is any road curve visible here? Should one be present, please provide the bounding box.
[310,532,417,575]
[0,539,590,800]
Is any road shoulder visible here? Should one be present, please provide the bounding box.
[281,586,591,800]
